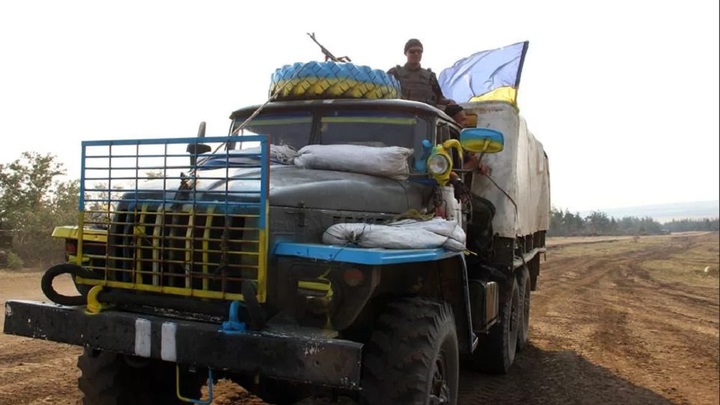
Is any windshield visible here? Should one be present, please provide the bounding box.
[319,112,419,148]
[231,112,313,150]
[230,109,430,170]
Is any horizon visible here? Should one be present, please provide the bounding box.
[567,199,720,222]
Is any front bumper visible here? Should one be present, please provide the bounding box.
[3,300,362,389]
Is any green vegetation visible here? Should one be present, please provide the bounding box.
[5,251,24,270]
[0,152,78,268]
[549,207,720,237]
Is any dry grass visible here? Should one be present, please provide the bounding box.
[640,233,719,287]
[548,232,719,288]
[546,235,635,247]
[548,234,666,257]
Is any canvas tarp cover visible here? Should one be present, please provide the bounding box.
[462,101,550,238]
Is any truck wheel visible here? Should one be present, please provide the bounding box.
[470,277,520,374]
[269,61,401,101]
[361,297,458,405]
[78,348,205,405]
[517,266,531,352]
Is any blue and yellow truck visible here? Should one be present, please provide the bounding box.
[3,61,550,405]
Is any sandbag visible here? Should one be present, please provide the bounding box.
[391,218,467,250]
[294,144,413,180]
[322,218,466,251]
[389,218,463,239]
[200,144,298,167]
[268,144,298,164]
[323,223,448,249]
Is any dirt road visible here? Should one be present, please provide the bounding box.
[1,232,718,405]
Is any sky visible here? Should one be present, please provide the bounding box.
[0,0,718,213]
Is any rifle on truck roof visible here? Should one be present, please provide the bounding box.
[307,32,352,62]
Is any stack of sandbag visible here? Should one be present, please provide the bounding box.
[269,144,298,164]
[294,144,413,180]
[322,217,466,251]
[201,144,299,167]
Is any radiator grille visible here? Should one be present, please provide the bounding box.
[75,135,269,302]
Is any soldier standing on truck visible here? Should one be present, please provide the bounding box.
[388,39,455,107]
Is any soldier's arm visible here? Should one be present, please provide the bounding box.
[387,67,399,80]
[431,73,455,105]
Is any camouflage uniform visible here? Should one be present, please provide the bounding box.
[387,64,449,106]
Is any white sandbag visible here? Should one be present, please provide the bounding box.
[242,144,299,164]
[294,144,413,180]
[322,217,467,252]
[388,218,466,248]
[269,144,298,164]
[389,218,461,239]
[202,144,298,167]
[442,238,466,252]
[323,223,448,249]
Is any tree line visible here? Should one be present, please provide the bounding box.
[0,152,718,269]
[549,207,720,237]
[0,152,79,268]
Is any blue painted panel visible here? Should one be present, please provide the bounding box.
[273,242,461,265]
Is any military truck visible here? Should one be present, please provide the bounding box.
[3,61,550,405]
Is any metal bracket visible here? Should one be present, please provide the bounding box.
[85,285,105,314]
[220,301,246,334]
[177,366,213,404]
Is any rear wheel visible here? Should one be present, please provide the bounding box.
[78,348,205,405]
[361,297,459,405]
[517,266,531,351]
[469,277,520,374]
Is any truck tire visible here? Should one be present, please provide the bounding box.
[517,266,531,351]
[269,61,401,101]
[78,348,205,405]
[361,297,459,405]
[470,277,520,374]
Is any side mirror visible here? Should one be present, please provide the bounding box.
[187,122,211,166]
[460,128,504,154]
[187,143,212,156]
[197,121,207,138]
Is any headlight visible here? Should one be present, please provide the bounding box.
[428,154,450,175]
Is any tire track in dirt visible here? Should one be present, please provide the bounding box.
[0,338,81,405]
[0,337,77,365]
[600,242,719,404]
[0,272,82,405]
[457,234,718,405]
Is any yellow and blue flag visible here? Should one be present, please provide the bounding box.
[438,41,529,106]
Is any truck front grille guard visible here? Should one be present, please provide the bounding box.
[74,135,270,303]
